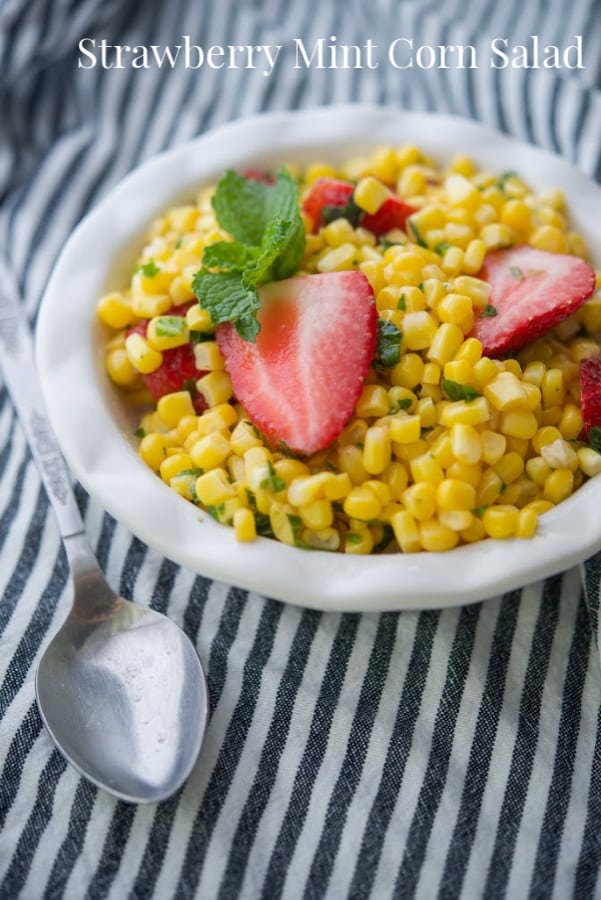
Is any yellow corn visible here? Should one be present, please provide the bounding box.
[354,176,389,214]
[97,292,133,329]
[233,508,257,542]
[195,468,236,506]
[157,391,196,427]
[390,414,421,444]
[363,426,392,474]
[482,505,519,538]
[190,431,231,470]
[139,433,178,471]
[343,486,382,521]
[419,518,459,552]
[543,468,574,504]
[125,333,163,374]
[390,509,421,552]
[193,341,225,371]
[402,482,437,520]
[196,371,233,407]
[106,348,138,386]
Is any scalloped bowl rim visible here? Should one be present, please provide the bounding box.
[36,105,601,611]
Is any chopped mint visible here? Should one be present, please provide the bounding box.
[134,426,146,439]
[321,196,362,228]
[178,468,204,478]
[154,315,187,337]
[392,397,413,412]
[375,319,402,368]
[590,426,601,454]
[472,504,489,518]
[408,220,427,248]
[346,532,363,545]
[479,304,498,318]
[192,170,305,342]
[140,260,160,277]
[435,241,453,256]
[397,293,406,311]
[509,266,524,279]
[442,379,481,403]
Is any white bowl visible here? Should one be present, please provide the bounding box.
[36,105,601,612]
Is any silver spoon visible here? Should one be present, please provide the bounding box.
[0,258,208,803]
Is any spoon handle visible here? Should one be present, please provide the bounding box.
[0,257,86,541]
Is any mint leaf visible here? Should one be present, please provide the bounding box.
[154,316,187,337]
[140,260,160,277]
[435,241,453,255]
[375,319,402,368]
[442,379,481,403]
[479,304,498,318]
[211,169,300,245]
[194,171,305,342]
[192,270,260,341]
[322,196,362,228]
[202,241,259,273]
[408,220,427,248]
[509,266,524,279]
[590,426,601,454]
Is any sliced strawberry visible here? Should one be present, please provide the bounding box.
[127,306,208,412]
[216,271,377,454]
[471,246,596,357]
[580,357,601,437]
[361,195,417,236]
[302,177,354,232]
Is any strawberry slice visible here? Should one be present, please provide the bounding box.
[302,177,354,232]
[127,307,208,412]
[472,245,596,357]
[361,195,417,236]
[580,357,601,438]
[216,271,377,454]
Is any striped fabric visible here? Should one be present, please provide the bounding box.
[1,0,601,897]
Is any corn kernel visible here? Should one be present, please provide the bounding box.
[390,509,421,552]
[482,505,519,538]
[195,468,236,505]
[541,369,565,407]
[125,333,163,374]
[139,433,178,471]
[356,384,391,418]
[186,305,213,332]
[543,468,574,504]
[436,478,476,511]
[344,524,374,555]
[443,359,474,385]
[97,292,133,329]
[390,414,421,444]
[131,293,172,318]
[440,396,490,427]
[402,482,437,520]
[578,447,601,477]
[480,430,506,465]
[391,353,424,389]
[157,391,195,427]
[463,239,487,274]
[410,453,445,485]
[427,323,465,365]
[190,431,231,470]
[196,371,233,406]
[343,486,382,521]
[363,426,392,474]
[402,311,438,350]
[439,509,474,531]
[354,176,389,214]
[338,445,369,485]
[419,518,459,551]
[106,348,138,386]
[530,225,568,253]
[269,502,300,546]
[299,499,334,530]
[230,420,263,455]
[323,472,352,500]
[234,508,257,542]
[193,341,225,371]
[500,410,538,439]
[317,243,358,272]
[450,424,482,464]
[480,223,513,249]
[158,452,194,483]
[484,372,528,411]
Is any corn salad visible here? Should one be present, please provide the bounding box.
[98,145,601,554]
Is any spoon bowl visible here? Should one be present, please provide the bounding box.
[36,556,208,803]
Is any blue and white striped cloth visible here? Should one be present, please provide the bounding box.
[2,0,601,897]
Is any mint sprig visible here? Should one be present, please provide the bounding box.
[192,170,305,342]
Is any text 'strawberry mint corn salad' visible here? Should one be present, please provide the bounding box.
[97,145,601,554]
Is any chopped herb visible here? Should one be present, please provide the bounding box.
[417,282,424,292]
[174,237,183,249]
[255,513,274,538]
[408,220,427,248]
[479,304,498,318]
[260,462,286,493]
[397,293,406,311]
[472,504,489,518]
[205,503,225,521]
[496,170,518,192]
[189,329,214,343]
[321,196,363,228]
[140,260,160,277]
[134,426,146,439]
[154,315,187,337]
[499,480,507,495]
[509,266,524,279]
[373,524,394,553]
[590,426,601,454]
[192,170,305,342]
[442,379,481,403]
[435,241,453,256]
[179,467,204,478]
[392,397,413,412]
[183,378,197,394]
[379,238,401,250]
[375,319,403,368]
[346,532,363,545]
[287,514,304,543]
